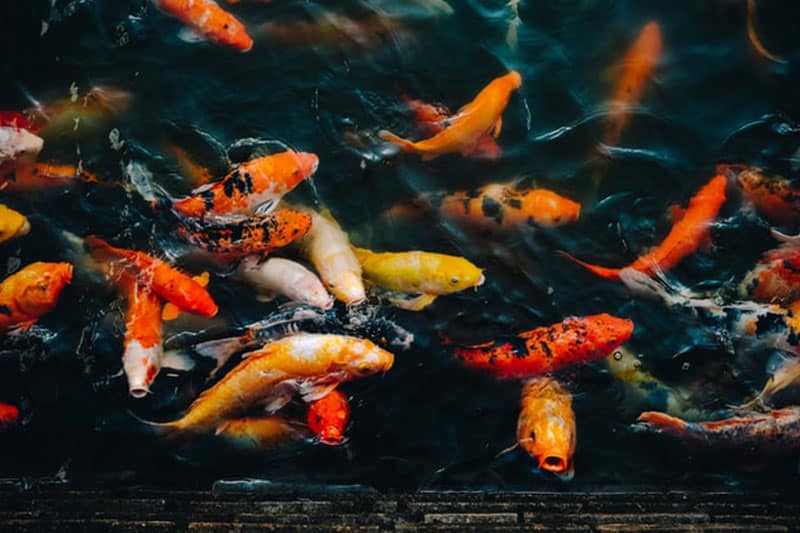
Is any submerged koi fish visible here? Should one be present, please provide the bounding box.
[563,175,727,280]
[637,408,800,454]
[166,143,217,189]
[353,247,484,311]
[593,21,661,186]
[517,377,575,480]
[25,86,133,138]
[0,402,19,429]
[294,207,365,306]
[148,334,393,436]
[730,166,800,227]
[177,209,312,258]
[85,235,218,317]
[0,262,72,332]
[0,161,98,192]
[746,0,787,65]
[401,96,501,159]
[173,151,318,221]
[307,389,350,445]
[388,182,581,233]
[0,126,43,163]
[262,13,410,51]
[235,256,333,309]
[151,0,254,52]
[216,416,310,453]
[739,231,800,305]
[0,205,30,245]
[379,71,522,161]
[454,314,634,379]
[119,274,164,398]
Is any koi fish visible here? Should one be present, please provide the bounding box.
[151,0,254,52]
[593,21,661,186]
[353,247,484,311]
[172,151,319,221]
[454,314,634,379]
[216,416,310,453]
[307,389,350,445]
[24,86,133,138]
[739,231,800,305]
[379,71,522,161]
[177,210,312,258]
[401,96,501,159]
[517,377,575,480]
[562,175,727,280]
[262,13,411,51]
[730,166,800,226]
[0,126,43,163]
[0,161,99,192]
[166,143,217,189]
[0,262,73,332]
[147,334,394,436]
[0,205,30,245]
[294,207,365,306]
[234,256,333,309]
[0,402,20,429]
[85,235,218,317]
[119,274,163,398]
[637,408,800,455]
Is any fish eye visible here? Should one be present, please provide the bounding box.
[529,430,536,441]
[450,277,459,284]
[358,364,372,374]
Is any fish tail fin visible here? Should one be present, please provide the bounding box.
[635,411,688,436]
[737,356,800,411]
[556,250,620,280]
[378,130,418,153]
[123,161,174,213]
[128,410,183,440]
[193,335,253,377]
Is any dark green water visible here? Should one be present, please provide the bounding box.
[1,0,800,490]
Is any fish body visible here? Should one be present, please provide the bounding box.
[85,236,218,317]
[119,274,164,398]
[25,86,133,137]
[379,71,521,161]
[307,390,350,445]
[152,0,253,51]
[155,334,393,436]
[455,314,634,379]
[353,247,484,296]
[740,244,800,305]
[517,377,575,479]
[235,256,333,309]
[734,166,800,226]
[637,408,800,454]
[0,126,43,163]
[564,175,726,280]
[177,210,312,258]
[216,416,309,453]
[0,402,19,428]
[0,205,30,244]
[167,143,216,189]
[0,262,72,332]
[173,151,319,221]
[262,13,408,51]
[0,162,98,192]
[295,208,365,306]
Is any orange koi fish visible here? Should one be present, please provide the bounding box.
[146,334,394,436]
[517,377,576,480]
[0,262,72,332]
[739,235,800,305]
[0,402,20,429]
[151,0,254,52]
[727,165,800,226]
[172,151,319,221]
[637,408,800,454]
[85,236,218,317]
[119,274,164,398]
[562,175,726,280]
[216,416,310,453]
[0,161,98,192]
[307,389,350,446]
[379,71,522,161]
[177,209,312,258]
[388,182,581,232]
[454,314,633,380]
[401,96,501,159]
[598,22,662,155]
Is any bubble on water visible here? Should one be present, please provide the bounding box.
[633,360,641,370]
[681,362,690,371]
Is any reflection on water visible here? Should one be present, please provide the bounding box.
[0,0,800,490]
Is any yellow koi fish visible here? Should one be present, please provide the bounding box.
[0,204,30,244]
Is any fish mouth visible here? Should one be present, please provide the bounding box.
[476,274,486,287]
[539,455,569,474]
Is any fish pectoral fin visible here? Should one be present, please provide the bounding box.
[492,117,503,138]
[387,293,438,311]
[255,291,277,303]
[161,349,196,372]
[177,27,207,44]
[255,200,277,216]
[261,383,295,413]
[214,421,232,436]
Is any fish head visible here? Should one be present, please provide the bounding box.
[307,391,350,446]
[501,70,523,91]
[434,258,485,293]
[122,339,161,398]
[343,339,395,378]
[296,272,334,309]
[516,404,576,477]
[584,314,634,357]
[522,190,581,227]
[217,19,254,52]
[17,262,73,317]
[275,151,319,189]
[329,271,366,306]
[0,205,30,244]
